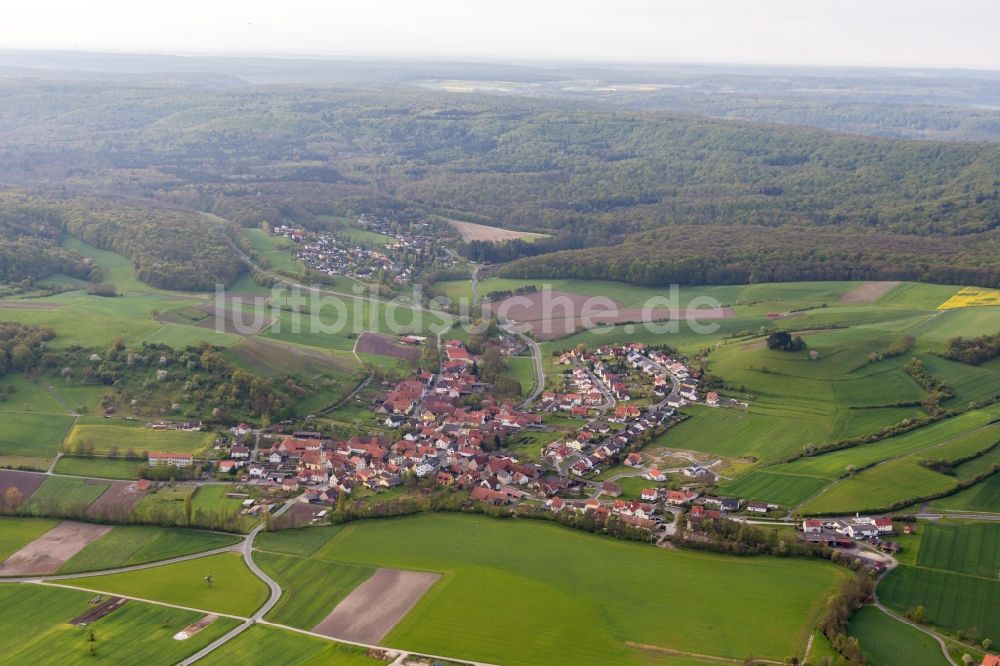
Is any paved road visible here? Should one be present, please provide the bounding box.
[1,545,240,583]
[178,500,297,665]
[871,561,956,666]
[502,322,544,408]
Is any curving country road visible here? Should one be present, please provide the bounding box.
[177,499,296,665]
[870,563,956,666]
[502,322,544,408]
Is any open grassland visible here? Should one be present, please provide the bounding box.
[797,416,1000,514]
[53,456,143,480]
[0,517,58,563]
[57,526,240,574]
[774,408,1000,479]
[21,476,109,515]
[802,458,958,514]
[915,522,1000,580]
[262,297,450,353]
[257,513,848,664]
[718,470,829,506]
[196,625,381,666]
[505,355,536,396]
[63,552,268,616]
[0,373,68,413]
[64,423,214,456]
[880,521,999,642]
[0,584,239,666]
[848,606,948,666]
[930,474,1000,512]
[0,412,75,469]
[880,566,999,641]
[254,551,375,628]
[245,229,304,275]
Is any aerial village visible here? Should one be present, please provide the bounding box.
[270,215,454,284]
[196,337,901,566]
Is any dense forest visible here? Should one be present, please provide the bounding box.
[0,190,246,291]
[498,225,1000,287]
[0,77,999,289]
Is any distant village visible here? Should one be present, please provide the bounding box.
[270,215,456,284]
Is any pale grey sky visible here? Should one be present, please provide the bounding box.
[2,0,998,69]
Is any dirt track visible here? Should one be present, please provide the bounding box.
[841,281,901,304]
[312,568,440,644]
[0,521,112,575]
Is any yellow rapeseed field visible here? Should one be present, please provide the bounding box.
[938,287,1000,310]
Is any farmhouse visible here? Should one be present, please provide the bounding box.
[147,452,194,468]
[802,519,823,534]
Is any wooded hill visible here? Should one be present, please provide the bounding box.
[1,78,999,288]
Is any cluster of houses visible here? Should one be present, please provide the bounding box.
[802,515,896,541]
[543,406,675,477]
[272,216,448,284]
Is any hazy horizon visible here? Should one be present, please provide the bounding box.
[2,0,999,70]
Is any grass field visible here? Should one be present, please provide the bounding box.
[914,522,1000,579]
[880,566,999,641]
[64,423,214,456]
[879,521,999,642]
[244,229,304,275]
[930,474,1000,512]
[21,476,109,515]
[774,410,1000,480]
[57,526,241,574]
[64,552,268,616]
[718,470,829,506]
[0,373,67,413]
[254,551,374,628]
[256,513,848,664]
[53,456,145,480]
[0,517,58,563]
[0,584,240,665]
[0,412,75,469]
[196,625,381,666]
[506,356,537,396]
[797,415,1000,514]
[848,606,948,666]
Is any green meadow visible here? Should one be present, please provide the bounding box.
[21,476,109,515]
[718,470,829,507]
[64,422,215,456]
[254,551,375,628]
[880,521,1000,641]
[0,412,75,469]
[53,456,144,480]
[848,606,948,666]
[0,584,240,666]
[255,513,848,665]
[57,525,241,574]
[196,625,381,666]
[0,517,58,562]
[245,229,304,275]
[64,552,269,616]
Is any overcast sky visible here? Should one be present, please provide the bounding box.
[2,0,998,69]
